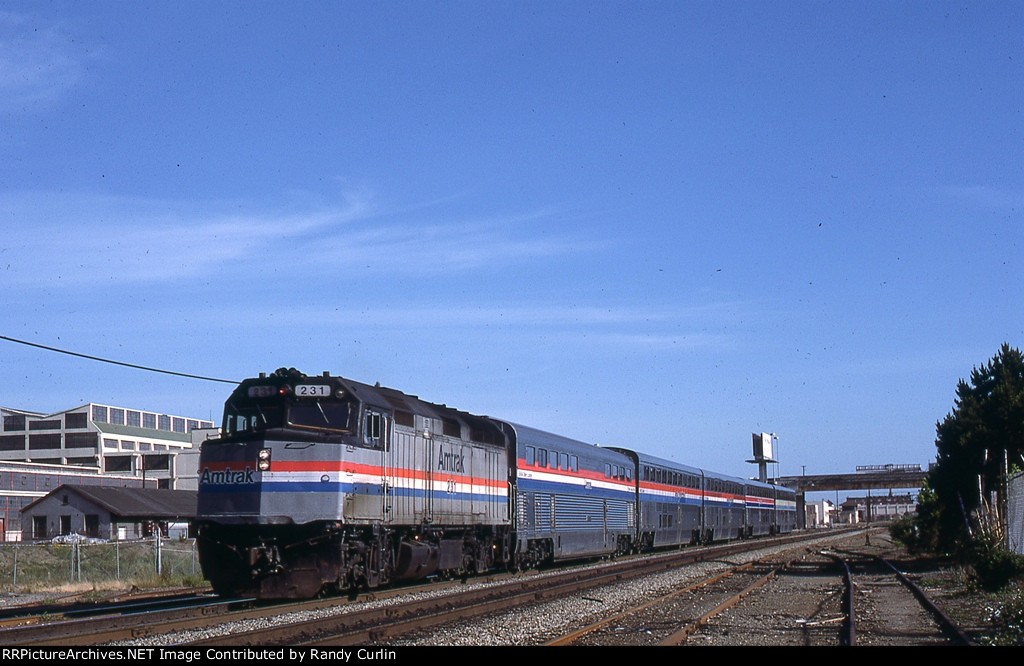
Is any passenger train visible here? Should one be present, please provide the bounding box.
[195,368,797,598]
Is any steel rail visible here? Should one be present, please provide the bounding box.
[544,562,756,646]
[875,556,976,647]
[184,532,836,646]
[823,552,855,646]
[658,558,793,645]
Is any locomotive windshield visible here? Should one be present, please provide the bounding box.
[287,401,355,432]
[224,402,285,435]
[223,392,357,437]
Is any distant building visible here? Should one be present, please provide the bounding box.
[0,460,142,541]
[0,403,214,489]
[805,499,835,528]
[840,492,916,523]
[0,403,215,540]
[21,485,197,541]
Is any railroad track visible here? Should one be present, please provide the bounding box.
[387,529,976,646]
[6,530,926,646]
[545,553,802,645]
[0,593,254,645]
[829,548,975,646]
[649,534,976,646]
[181,532,832,646]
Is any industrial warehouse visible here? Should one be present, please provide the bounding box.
[0,403,214,541]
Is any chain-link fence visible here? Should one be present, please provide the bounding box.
[1008,472,1024,556]
[0,537,203,589]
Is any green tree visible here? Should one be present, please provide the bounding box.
[929,343,1024,551]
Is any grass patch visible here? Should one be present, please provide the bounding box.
[0,539,205,594]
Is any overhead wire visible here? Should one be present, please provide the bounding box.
[0,334,239,385]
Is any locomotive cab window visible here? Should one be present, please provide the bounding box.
[289,400,355,433]
[224,404,284,435]
[364,411,385,448]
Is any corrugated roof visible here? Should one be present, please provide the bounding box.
[28,485,197,519]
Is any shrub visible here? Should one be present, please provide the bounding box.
[987,588,1024,645]
[971,536,1024,592]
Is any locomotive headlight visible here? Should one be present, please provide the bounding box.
[258,448,272,471]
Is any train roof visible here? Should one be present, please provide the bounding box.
[237,369,506,443]
[610,447,704,476]
[499,422,633,462]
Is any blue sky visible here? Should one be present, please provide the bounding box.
[1,2,1021,485]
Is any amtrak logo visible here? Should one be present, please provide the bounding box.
[200,466,256,485]
[438,448,465,473]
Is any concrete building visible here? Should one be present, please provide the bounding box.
[805,499,835,528]
[0,402,214,540]
[840,493,916,524]
[0,404,214,489]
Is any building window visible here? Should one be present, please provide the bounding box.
[143,454,169,471]
[158,415,171,431]
[92,406,108,422]
[28,434,61,449]
[65,412,88,429]
[109,409,124,425]
[0,435,25,451]
[127,411,141,427]
[3,415,26,431]
[172,418,185,433]
[65,432,98,449]
[104,456,132,472]
[143,413,156,429]
[29,419,61,430]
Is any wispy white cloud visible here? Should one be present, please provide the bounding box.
[199,301,745,356]
[215,301,743,328]
[0,12,93,111]
[0,190,596,287]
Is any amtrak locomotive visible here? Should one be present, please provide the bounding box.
[195,368,796,598]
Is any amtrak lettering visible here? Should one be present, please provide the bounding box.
[200,466,256,485]
[437,447,465,473]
